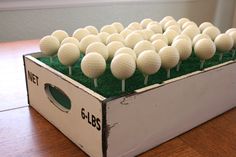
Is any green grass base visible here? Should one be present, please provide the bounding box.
[38,50,235,98]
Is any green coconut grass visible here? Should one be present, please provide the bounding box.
[38,50,235,98]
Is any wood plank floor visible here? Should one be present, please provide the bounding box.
[0,40,235,157]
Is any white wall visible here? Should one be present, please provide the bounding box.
[0,0,235,42]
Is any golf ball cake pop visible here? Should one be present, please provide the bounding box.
[134,40,155,56]
[112,22,124,33]
[150,34,168,44]
[192,34,211,46]
[173,34,192,45]
[120,28,133,38]
[86,42,108,60]
[202,26,221,40]
[166,25,181,34]
[81,52,106,87]
[172,38,192,71]
[115,47,136,60]
[127,22,143,30]
[137,50,161,85]
[39,35,60,63]
[214,33,234,61]
[85,25,98,35]
[58,43,80,75]
[51,30,69,43]
[182,21,198,30]
[61,37,80,47]
[106,33,124,44]
[111,53,136,92]
[199,22,213,32]
[140,18,153,28]
[159,46,180,78]
[226,28,236,35]
[107,41,125,60]
[229,31,236,59]
[98,32,110,44]
[177,18,190,27]
[142,29,155,40]
[182,25,200,40]
[73,28,91,41]
[152,39,168,53]
[125,32,144,48]
[100,25,117,34]
[147,23,163,34]
[164,20,178,31]
[79,35,100,53]
[194,38,216,69]
[163,29,179,45]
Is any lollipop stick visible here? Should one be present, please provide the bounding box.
[232,49,235,60]
[50,56,53,64]
[167,69,170,79]
[176,60,182,72]
[94,78,98,88]
[200,60,205,70]
[68,66,72,75]
[219,53,223,62]
[122,80,125,92]
[144,75,149,85]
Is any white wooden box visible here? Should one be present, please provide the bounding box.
[23,52,236,157]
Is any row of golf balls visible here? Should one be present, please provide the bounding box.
[39,16,236,83]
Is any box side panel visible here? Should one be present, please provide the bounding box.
[106,62,236,157]
[24,56,103,157]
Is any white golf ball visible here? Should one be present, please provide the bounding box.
[152,39,168,53]
[115,47,137,60]
[81,52,106,79]
[150,34,168,44]
[163,29,179,45]
[181,25,200,40]
[86,42,108,60]
[79,35,101,53]
[166,25,181,33]
[58,43,80,66]
[140,18,153,28]
[202,26,221,40]
[51,30,69,43]
[177,18,190,27]
[73,28,91,41]
[182,21,198,30]
[100,25,117,34]
[229,31,236,48]
[226,28,236,35]
[160,16,175,28]
[194,38,216,60]
[214,33,233,52]
[137,50,161,75]
[159,46,180,70]
[110,53,136,80]
[134,40,155,56]
[146,23,163,34]
[173,34,192,45]
[172,38,192,61]
[97,32,110,44]
[85,25,98,35]
[61,37,80,47]
[127,22,143,30]
[112,22,124,33]
[164,20,179,31]
[120,28,133,38]
[192,34,211,46]
[106,33,124,44]
[107,41,125,60]
[39,35,60,56]
[125,32,144,48]
[142,29,155,40]
[199,22,213,32]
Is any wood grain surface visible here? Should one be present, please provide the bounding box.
[0,40,235,157]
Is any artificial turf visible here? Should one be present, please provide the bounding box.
[38,50,235,98]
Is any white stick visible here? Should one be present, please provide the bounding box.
[176,60,182,72]
[68,66,72,75]
[122,80,125,92]
[50,56,53,64]
[144,75,149,85]
[232,49,235,60]
[219,53,223,62]
[167,69,170,79]
[94,78,98,88]
[200,60,205,70]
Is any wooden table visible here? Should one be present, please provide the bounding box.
[0,40,235,157]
